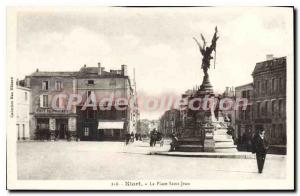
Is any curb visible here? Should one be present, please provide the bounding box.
[150,151,285,160]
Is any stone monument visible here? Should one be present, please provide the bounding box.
[176,27,237,152]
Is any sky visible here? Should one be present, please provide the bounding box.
[16,7,293,119]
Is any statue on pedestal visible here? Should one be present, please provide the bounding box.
[193,26,219,77]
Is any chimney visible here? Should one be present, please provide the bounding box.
[266,54,274,61]
[226,87,229,94]
[36,68,39,72]
[121,64,128,76]
[98,62,101,75]
[26,77,30,88]
[84,64,86,68]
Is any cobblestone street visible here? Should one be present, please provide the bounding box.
[17,141,286,180]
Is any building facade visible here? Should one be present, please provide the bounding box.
[24,70,77,140]
[16,82,32,140]
[252,55,286,146]
[159,109,180,137]
[76,64,138,141]
[23,63,138,141]
[234,83,254,149]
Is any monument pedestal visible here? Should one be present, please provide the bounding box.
[203,125,215,152]
[200,75,213,94]
[176,74,237,153]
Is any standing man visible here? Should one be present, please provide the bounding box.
[252,130,269,174]
[169,132,178,152]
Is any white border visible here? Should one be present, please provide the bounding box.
[2,3,296,192]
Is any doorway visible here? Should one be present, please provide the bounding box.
[56,119,68,140]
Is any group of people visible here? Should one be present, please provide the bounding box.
[124,132,143,145]
[149,129,163,147]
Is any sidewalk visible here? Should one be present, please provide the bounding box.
[151,151,285,159]
[123,141,285,160]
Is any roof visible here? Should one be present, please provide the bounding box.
[235,82,253,90]
[16,85,31,91]
[29,66,127,78]
[30,71,77,77]
[252,56,286,75]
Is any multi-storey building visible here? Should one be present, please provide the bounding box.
[252,55,286,147]
[23,63,138,141]
[159,109,180,137]
[234,83,254,149]
[76,64,138,141]
[16,81,32,140]
[24,69,77,140]
[222,86,236,123]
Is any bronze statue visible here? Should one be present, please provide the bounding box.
[193,26,219,77]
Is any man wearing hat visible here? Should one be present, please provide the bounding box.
[252,129,269,174]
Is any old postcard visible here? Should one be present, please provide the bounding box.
[6,6,294,190]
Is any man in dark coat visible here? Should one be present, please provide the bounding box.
[252,130,269,174]
[169,132,178,152]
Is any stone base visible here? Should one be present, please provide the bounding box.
[214,128,237,153]
[199,75,213,93]
[203,125,215,152]
[176,137,204,152]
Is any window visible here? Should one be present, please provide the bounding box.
[86,90,94,104]
[25,92,28,101]
[84,127,89,136]
[278,100,283,117]
[264,101,268,116]
[242,91,247,98]
[42,81,49,90]
[271,124,276,138]
[87,109,95,119]
[279,77,283,91]
[272,78,275,93]
[277,78,280,92]
[56,96,64,109]
[257,81,260,95]
[274,79,278,92]
[22,124,25,139]
[271,101,276,116]
[265,80,268,94]
[257,102,261,118]
[40,94,49,107]
[87,90,92,97]
[247,90,251,99]
[87,80,94,85]
[55,81,63,90]
[245,106,250,120]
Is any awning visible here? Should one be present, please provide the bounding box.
[98,121,124,129]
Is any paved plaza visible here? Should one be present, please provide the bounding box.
[17,141,286,180]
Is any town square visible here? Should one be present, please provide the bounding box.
[7,6,294,190]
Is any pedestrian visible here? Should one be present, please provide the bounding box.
[169,132,178,151]
[252,130,269,174]
[125,133,130,145]
[130,132,134,143]
[150,129,157,147]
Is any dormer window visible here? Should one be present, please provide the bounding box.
[87,80,94,85]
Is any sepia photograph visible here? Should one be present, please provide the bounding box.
[6,6,294,190]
